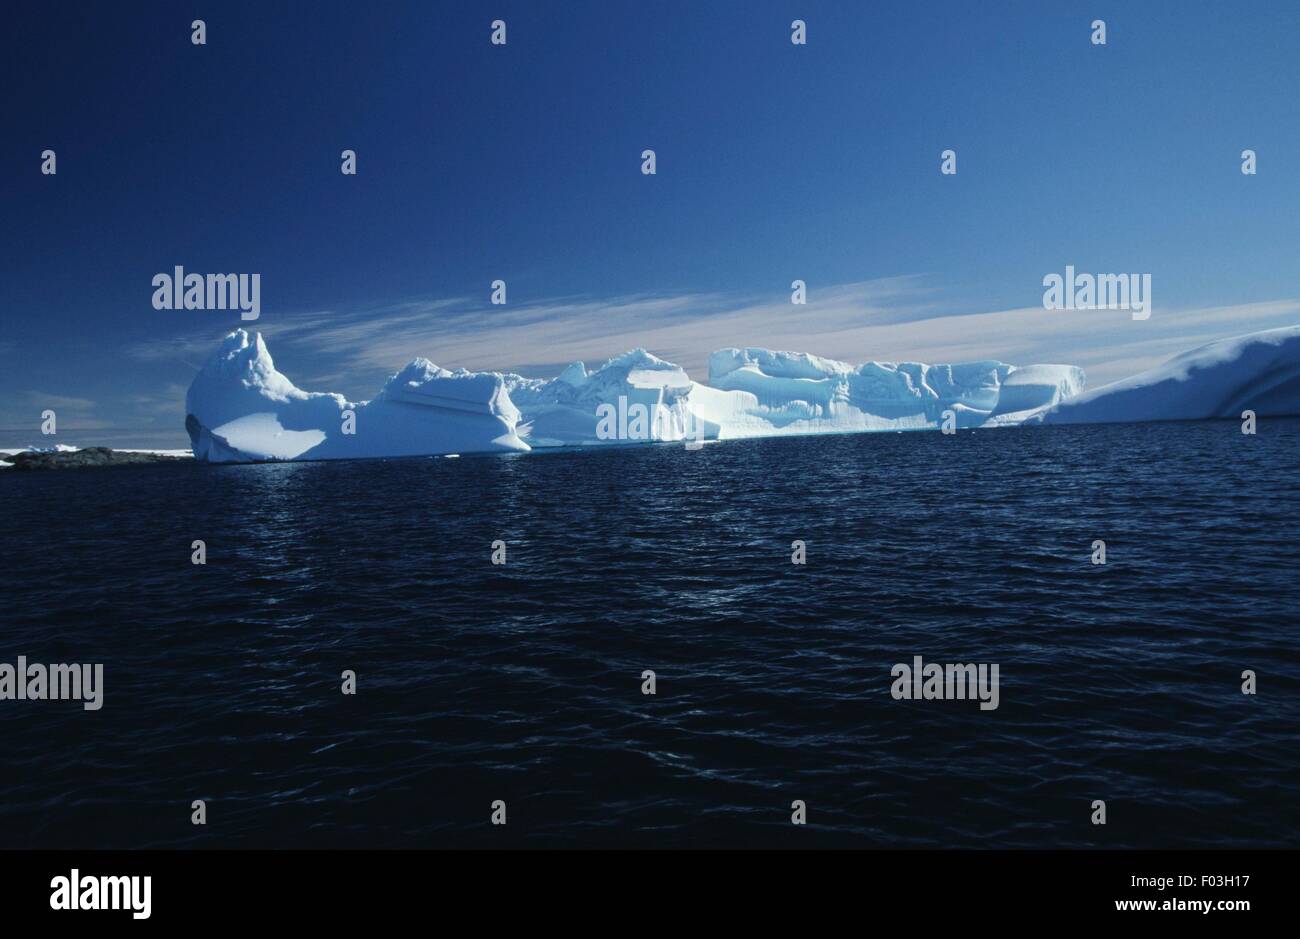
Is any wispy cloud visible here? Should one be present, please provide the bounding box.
[128,279,1300,399]
[23,391,98,411]
[226,277,940,386]
[0,391,113,433]
[124,335,225,369]
[125,383,190,421]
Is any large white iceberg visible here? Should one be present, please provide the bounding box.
[176,322,1300,462]
[1041,325,1300,425]
[186,330,1092,461]
[186,330,528,462]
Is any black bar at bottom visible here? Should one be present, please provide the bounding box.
[0,849,1283,924]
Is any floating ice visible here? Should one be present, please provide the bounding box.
[190,324,1300,462]
[186,331,1095,461]
[185,330,528,462]
[502,349,705,447]
[703,348,1085,436]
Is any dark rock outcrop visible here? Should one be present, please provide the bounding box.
[1,448,191,471]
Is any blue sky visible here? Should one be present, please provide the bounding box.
[3,0,1299,446]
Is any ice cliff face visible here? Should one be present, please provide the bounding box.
[498,346,1084,449]
[503,349,709,447]
[185,330,528,462]
[704,348,1085,435]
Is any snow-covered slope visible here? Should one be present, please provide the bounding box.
[1041,325,1300,425]
[186,330,528,462]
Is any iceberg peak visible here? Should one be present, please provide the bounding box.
[380,357,453,394]
[186,332,527,462]
[597,347,673,370]
[558,362,588,387]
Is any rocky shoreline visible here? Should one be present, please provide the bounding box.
[0,448,193,471]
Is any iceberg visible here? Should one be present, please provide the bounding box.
[185,330,528,462]
[1041,325,1300,425]
[702,348,1085,436]
[503,349,710,447]
[185,330,1092,461]
[501,347,1083,447]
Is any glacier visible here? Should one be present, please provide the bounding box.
[186,329,1089,462]
[1040,325,1300,425]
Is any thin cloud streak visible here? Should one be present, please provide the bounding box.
[261,277,942,382]
[128,280,1300,399]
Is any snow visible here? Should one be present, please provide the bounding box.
[23,324,1297,470]
[185,331,1093,462]
[1040,325,1300,425]
[206,413,328,461]
[185,324,1300,464]
[185,330,528,462]
[501,345,1084,447]
[705,348,1085,436]
[1,445,80,455]
[503,349,704,447]
[113,449,194,457]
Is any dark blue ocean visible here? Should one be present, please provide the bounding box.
[3,420,1298,849]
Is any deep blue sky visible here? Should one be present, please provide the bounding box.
[3,0,1299,445]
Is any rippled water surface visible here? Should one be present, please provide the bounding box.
[3,420,1299,848]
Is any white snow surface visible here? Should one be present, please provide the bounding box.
[1,445,81,455]
[499,346,1083,446]
[187,325,1300,463]
[185,330,528,462]
[503,349,704,447]
[1040,325,1300,425]
[186,331,1092,461]
[704,348,1085,436]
